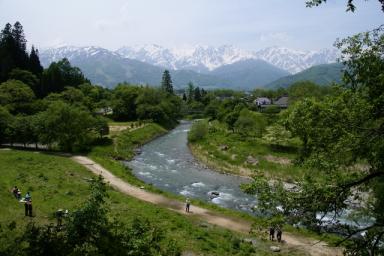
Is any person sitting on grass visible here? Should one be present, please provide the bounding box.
[11,186,20,199]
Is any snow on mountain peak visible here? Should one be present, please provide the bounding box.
[41,44,339,74]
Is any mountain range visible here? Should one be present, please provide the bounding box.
[116,45,339,74]
[39,45,340,90]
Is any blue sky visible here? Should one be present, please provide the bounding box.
[0,0,382,51]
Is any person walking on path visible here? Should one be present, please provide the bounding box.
[269,226,275,241]
[185,198,191,213]
[276,226,282,242]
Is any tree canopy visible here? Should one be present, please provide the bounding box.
[306,0,384,12]
[244,26,384,255]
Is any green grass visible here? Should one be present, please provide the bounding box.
[191,126,307,182]
[0,149,308,255]
[88,123,260,220]
[88,123,167,187]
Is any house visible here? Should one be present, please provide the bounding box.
[254,97,272,106]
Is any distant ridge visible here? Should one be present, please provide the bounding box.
[265,63,344,88]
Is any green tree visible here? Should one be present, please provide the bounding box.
[8,68,39,95]
[0,23,15,82]
[306,0,384,12]
[28,45,43,77]
[0,79,35,114]
[11,22,28,70]
[161,70,173,94]
[287,81,329,103]
[188,120,209,142]
[112,84,139,121]
[224,111,239,133]
[39,101,97,152]
[186,82,194,103]
[245,27,384,255]
[41,58,89,96]
[234,109,267,138]
[0,106,13,143]
[194,86,202,102]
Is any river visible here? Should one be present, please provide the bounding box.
[126,121,257,214]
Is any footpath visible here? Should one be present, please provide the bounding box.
[72,155,341,256]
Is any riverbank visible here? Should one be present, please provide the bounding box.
[1,149,285,255]
[87,122,168,187]
[188,123,306,182]
[87,121,342,254]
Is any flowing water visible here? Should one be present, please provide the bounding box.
[126,121,257,214]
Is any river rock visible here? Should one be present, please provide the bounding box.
[243,238,257,246]
[270,246,281,252]
[209,191,220,199]
[219,144,229,151]
[199,222,212,228]
[246,155,259,165]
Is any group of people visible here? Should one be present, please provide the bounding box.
[11,186,33,217]
[269,225,283,242]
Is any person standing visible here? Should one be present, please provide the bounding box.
[269,226,275,241]
[276,226,282,242]
[185,198,191,213]
[24,192,32,217]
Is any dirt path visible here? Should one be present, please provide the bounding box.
[72,155,342,256]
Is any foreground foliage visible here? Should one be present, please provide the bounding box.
[0,176,180,256]
[244,26,384,255]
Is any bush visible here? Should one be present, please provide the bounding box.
[188,120,208,142]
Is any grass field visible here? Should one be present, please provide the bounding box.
[0,149,308,255]
[189,123,308,182]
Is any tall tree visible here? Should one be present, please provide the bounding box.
[161,70,173,94]
[28,45,43,77]
[194,86,202,102]
[11,22,28,70]
[0,23,15,82]
[41,58,89,96]
[187,82,194,103]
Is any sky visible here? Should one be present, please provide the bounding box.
[0,0,382,51]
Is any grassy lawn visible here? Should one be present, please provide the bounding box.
[0,149,308,255]
[190,125,307,182]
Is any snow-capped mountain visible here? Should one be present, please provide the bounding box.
[254,47,339,74]
[39,45,339,89]
[39,46,120,66]
[117,45,253,73]
[116,45,338,74]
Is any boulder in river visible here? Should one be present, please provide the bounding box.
[208,191,220,199]
[246,155,259,166]
[270,246,281,252]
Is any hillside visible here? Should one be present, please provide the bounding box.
[211,59,290,89]
[265,63,344,88]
